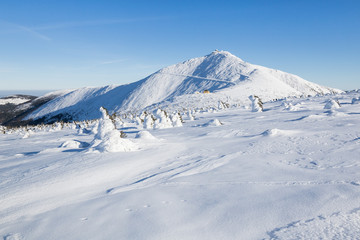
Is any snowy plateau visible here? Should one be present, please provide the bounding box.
[1,51,360,239]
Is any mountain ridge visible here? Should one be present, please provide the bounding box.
[24,50,342,122]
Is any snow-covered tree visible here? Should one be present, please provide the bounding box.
[143,114,155,129]
[89,107,136,152]
[249,95,263,112]
[153,109,173,129]
[170,112,183,127]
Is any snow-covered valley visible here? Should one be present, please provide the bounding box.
[1,91,360,239]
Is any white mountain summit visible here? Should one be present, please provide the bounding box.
[26,50,341,122]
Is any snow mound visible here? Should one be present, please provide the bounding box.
[135,131,158,140]
[203,118,223,127]
[324,99,341,109]
[59,140,89,149]
[262,128,299,136]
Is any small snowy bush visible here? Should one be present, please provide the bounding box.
[324,99,341,109]
[351,97,360,104]
[153,109,173,129]
[249,95,263,112]
[187,109,195,121]
[143,114,155,129]
[170,112,183,127]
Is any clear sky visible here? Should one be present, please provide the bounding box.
[0,0,359,91]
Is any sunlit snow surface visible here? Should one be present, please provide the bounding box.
[1,92,360,239]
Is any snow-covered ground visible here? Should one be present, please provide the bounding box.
[1,92,360,239]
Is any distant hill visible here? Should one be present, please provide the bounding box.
[0,91,71,126]
[23,51,342,123]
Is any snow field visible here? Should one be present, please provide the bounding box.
[0,92,360,239]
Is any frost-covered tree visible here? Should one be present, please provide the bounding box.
[89,107,136,152]
[143,114,155,129]
[249,95,263,112]
[187,109,195,121]
[170,112,183,127]
[153,109,173,129]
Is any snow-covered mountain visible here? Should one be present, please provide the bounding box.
[25,50,342,122]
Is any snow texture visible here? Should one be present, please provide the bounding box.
[1,91,360,239]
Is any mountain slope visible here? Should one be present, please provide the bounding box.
[25,51,342,122]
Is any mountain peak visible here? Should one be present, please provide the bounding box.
[25,51,342,122]
[206,50,244,62]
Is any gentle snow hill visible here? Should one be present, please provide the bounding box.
[25,51,342,122]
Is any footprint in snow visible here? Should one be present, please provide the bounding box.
[3,233,23,240]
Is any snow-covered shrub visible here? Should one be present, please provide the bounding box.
[170,112,183,127]
[89,107,136,153]
[218,101,230,110]
[143,114,155,129]
[324,99,341,109]
[249,95,263,112]
[282,102,298,111]
[114,117,125,128]
[50,122,63,131]
[135,116,143,127]
[22,129,33,139]
[187,109,195,121]
[351,97,360,104]
[153,109,173,129]
[0,125,6,134]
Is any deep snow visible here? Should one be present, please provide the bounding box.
[1,91,360,239]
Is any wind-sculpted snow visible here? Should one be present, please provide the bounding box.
[1,92,359,239]
[25,51,341,122]
[267,208,360,239]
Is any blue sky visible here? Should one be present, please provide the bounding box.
[0,0,359,91]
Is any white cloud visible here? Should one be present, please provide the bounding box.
[0,19,51,41]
